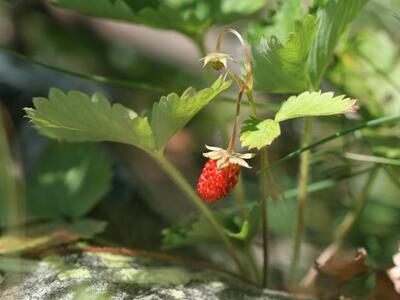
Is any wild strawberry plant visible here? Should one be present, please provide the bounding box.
[1,0,399,298]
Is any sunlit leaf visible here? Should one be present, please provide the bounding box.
[252,14,319,93]
[240,117,281,150]
[150,76,231,151]
[25,89,156,151]
[274,91,356,122]
[27,143,112,219]
[0,219,106,254]
[307,0,369,87]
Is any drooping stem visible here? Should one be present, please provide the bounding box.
[215,28,253,90]
[226,88,244,154]
[149,152,248,278]
[301,167,379,286]
[290,117,313,282]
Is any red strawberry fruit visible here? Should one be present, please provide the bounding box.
[196,145,255,203]
[197,159,240,203]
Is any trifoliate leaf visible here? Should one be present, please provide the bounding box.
[27,143,112,219]
[307,0,369,87]
[150,76,231,151]
[25,89,156,151]
[240,117,281,150]
[274,91,356,122]
[252,14,319,93]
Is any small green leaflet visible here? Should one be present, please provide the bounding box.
[25,77,230,153]
[240,117,281,150]
[240,91,355,150]
[150,75,231,151]
[274,91,356,122]
[252,14,319,93]
[307,0,369,87]
[25,89,156,151]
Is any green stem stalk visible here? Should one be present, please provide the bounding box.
[245,246,261,283]
[260,148,270,287]
[248,89,270,288]
[226,88,244,154]
[301,167,379,286]
[290,117,313,282]
[149,152,248,278]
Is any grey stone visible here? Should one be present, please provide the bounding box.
[0,251,315,300]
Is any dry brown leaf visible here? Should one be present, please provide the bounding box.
[367,271,400,300]
[315,248,368,285]
[388,246,400,294]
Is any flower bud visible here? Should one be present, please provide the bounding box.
[200,52,233,71]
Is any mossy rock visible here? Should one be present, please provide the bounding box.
[0,250,315,300]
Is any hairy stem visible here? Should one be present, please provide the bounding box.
[215,28,252,90]
[226,88,244,154]
[149,152,248,278]
[290,117,313,282]
[301,167,379,286]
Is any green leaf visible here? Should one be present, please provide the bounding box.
[327,30,400,117]
[248,0,307,43]
[252,14,319,93]
[53,0,265,37]
[225,207,259,242]
[25,89,156,151]
[27,143,112,219]
[307,0,369,87]
[150,75,231,151]
[240,117,281,150]
[274,91,356,122]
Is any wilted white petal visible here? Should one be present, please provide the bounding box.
[230,157,251,168]
[238,153,256,159]
[203,151,223,160]
[205,145,224,151]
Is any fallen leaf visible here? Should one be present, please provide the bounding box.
[388,246,400,293]
[367,271,400,300]
[315,248,368,286]
[0,229,77,255]
[0,219,106,254]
